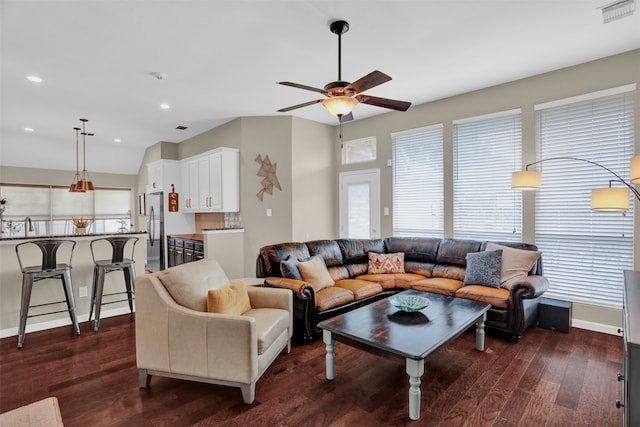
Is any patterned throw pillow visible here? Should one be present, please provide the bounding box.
[368,252,405,274]
[463,249,503,288]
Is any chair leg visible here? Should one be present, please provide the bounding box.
[88,266,98,323]
[124,265,134,313]
[240,382,256,404]
[138,369,152,388]
[17,275,34,349]
[93,266,106,332]
[61,270,80,336]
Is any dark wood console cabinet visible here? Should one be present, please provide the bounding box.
[167,235,204,268]
[619,270,639,426]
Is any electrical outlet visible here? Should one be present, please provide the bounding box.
[79,287,88,298]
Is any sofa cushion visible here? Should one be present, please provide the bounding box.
[436,239,482,266]
[384,237,440,263]
[298,256,334,291]
[316,286,355,311]
[411,277,464,297]
[335,279,383,301]
[368,252,405,274]
[207,280,252,315]
[463,249,503,288]
[280,255,303,280]
[486,242,542,290]
[356,273,425,289]
[455,285,509,309]
[158,258,230,312]
[242,307,290,355]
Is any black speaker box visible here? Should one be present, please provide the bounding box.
[537,297,572,333]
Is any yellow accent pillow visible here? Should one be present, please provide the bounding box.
[297,256,335,291]
[207,280,252,315]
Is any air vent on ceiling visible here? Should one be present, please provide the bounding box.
[600,0,635,23]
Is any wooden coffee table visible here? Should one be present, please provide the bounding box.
[318,289,490,421]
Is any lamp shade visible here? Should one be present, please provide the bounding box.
[591,187,630,212]
[511,171,541,189]
[322,96,358,117]
[631,155,640,184]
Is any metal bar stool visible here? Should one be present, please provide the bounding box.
[15,239,81,348]
[89,236,139,331]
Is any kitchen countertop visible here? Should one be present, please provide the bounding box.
[169,233,204,241]
[0,230,147,242]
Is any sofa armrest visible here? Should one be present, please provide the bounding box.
[264,277,315,299]
[511,275,549,299]
[247,286,292,311]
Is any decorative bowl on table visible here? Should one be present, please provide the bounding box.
[389,294,431,312]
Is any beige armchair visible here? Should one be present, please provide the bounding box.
[135,259,292,404]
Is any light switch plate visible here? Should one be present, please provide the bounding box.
[266,208,272,217]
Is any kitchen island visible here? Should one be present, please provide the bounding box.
[0,232,147,338]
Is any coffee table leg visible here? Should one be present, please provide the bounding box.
[323,329,335,380]
[476,312,487,351]
[406,358,424,420]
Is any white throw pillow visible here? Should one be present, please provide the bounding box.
[485,242,541,290]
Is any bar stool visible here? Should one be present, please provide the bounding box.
[15,239,81,349]
[89,236,139,332]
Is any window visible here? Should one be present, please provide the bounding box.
[453,110,522,241]
[392,124,444,237]
[535,86,635,307]
[0,185,132,236]
[341,136,376,165]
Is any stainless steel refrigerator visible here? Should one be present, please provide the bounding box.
[146,192,165,272]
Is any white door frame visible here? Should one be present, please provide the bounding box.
[339,168,381,239]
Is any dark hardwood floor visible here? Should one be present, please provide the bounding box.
[0,314,623,426]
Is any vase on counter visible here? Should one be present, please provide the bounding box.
[76,227,87,234]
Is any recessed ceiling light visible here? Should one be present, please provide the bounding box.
[160,103,171,110]
[114,138,121,143]
[26,75,42,83]
[24,127,34,132]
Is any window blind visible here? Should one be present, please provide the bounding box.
[392,124,444,238]
[535,89,635,307]
[453,110,522,241]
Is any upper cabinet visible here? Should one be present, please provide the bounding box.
[147,159,181,194]
[180,148,239,213]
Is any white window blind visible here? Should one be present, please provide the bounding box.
[453,110,522,241]
[535,89,635,307]
[392,124,444,237]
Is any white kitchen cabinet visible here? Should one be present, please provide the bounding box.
[180,159,199,212]
[180,148,239,213]
[147,159,180,194]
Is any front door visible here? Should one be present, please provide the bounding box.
[339,169,380,239]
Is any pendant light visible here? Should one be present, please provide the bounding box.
[69,126,83,192]
[77,118,94,191]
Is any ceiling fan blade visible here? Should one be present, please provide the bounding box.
[355,94,411,111]
[339,112,354,123]
[278,81,327,94]
[346,70,391,94]
[277,99,324,112]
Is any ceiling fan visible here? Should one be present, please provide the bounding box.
[277,20,411,123]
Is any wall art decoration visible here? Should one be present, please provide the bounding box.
[255,154,282,201]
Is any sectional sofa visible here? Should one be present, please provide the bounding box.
[256,237,549,343]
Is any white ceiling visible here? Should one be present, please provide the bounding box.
[1,0,639,175]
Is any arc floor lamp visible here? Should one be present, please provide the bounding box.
[512,155,640,212]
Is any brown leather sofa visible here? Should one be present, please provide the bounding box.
[256,237,549,343]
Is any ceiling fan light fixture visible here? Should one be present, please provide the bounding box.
[322,96,358,117]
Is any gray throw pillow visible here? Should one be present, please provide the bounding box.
[463,249,503,288]
[280,255,303,280]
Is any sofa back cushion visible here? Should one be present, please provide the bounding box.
[256,242,310,278]
[335,239,385,279]
[158,258,230,311]
[384,237,440,276]
[306,240,350,280]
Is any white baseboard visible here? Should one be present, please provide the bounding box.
[570,318,623,336]
[0,306,135,339]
